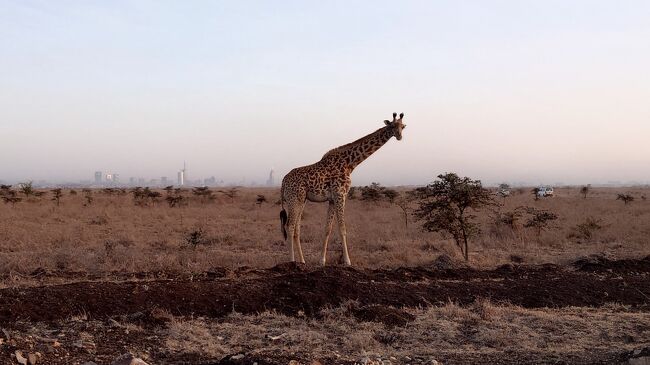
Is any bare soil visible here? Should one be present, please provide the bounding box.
[1,256,649,325]
[1,257,650,364]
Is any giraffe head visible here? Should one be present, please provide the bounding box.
[384,112,406,141]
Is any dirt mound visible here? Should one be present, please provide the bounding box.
[351,304,415,327]
[1,260,649,324]
[572,255,650,273]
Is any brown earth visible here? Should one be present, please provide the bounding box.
[2,256,649,325]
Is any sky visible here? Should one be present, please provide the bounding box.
[1,1,650,186]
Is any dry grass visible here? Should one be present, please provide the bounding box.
[0,187,649,278]
[163,301,650,362]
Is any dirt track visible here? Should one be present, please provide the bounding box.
[2,256,649,324]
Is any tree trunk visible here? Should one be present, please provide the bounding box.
[461,227,469,261]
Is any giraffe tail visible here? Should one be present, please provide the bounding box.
[280,209,288,240]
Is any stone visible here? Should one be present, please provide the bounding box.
[15,351,28,365]
[629,357,650,365]
[628,347,650,365]
[110,353,149,365]
[288,361,300,365]
[28,352,39,365]
[230,354,245,360]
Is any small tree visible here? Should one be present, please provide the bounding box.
[531,187,541,201]
[395,192,415,228]
[580,185,590,199]
[361,182,385,202]
[192,186,216,203]
[82,188,93,206]
[218,187,239,203]
[347,186,358,200]
[383,188,399,203]
[414,173,495,261]
[497,183,511,203]
[523,207,558,236]
[19,181,35,197]
[617,194,634,205]
[51,188,63,206]
[0,186,21,206]
[570,216,602,240]
[256,194,267,207]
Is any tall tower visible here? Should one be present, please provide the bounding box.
[177,162,186,186]
[266,167,275,186]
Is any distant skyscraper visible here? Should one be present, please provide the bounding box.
[161,177,168,186]
[177,162,186,186]
[94,171,102,184]
[266,168,275,186]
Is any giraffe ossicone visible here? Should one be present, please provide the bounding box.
[280,112,406,265]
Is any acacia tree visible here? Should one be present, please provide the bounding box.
[395,191,416,228]
[531,187,541,201]
[617,194,634,205]
[523,207,558,236]
[82,188,93,206]
[0,185,21,206]
[51,188,63,206]
[19,181,35,197]
[218,187,239,203]
[414,173,495,261]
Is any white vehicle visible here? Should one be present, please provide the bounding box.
[536,186,554,197]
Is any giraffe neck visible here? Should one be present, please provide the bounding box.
[335,126,393,170]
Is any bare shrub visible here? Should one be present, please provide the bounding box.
[347,186,358,200]
[523,207,558,236]
[82,188,93,206]
[361,182,385,202]
[218,187,239,203]
[569,217,603,241]
[192,187,216,203]
[51,188,63,206]
[256,194,267,206]
[617,194,634,205]
[0,185,21,206]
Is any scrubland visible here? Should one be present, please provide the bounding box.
[0,186,648,277]
[1,186,649,364]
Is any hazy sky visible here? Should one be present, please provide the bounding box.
[2,1,650,185]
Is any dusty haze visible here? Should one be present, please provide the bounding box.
[1,1,650,185]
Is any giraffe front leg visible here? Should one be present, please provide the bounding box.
[321,203,336,266]
[335,200,352,266]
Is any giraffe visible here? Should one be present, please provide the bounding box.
[280,112,406,265]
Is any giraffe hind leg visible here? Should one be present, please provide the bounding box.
[286,207,298,262]
[294,203,306,264]
[321,203,335,265]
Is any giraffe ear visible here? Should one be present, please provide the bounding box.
[384,120,391,126]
